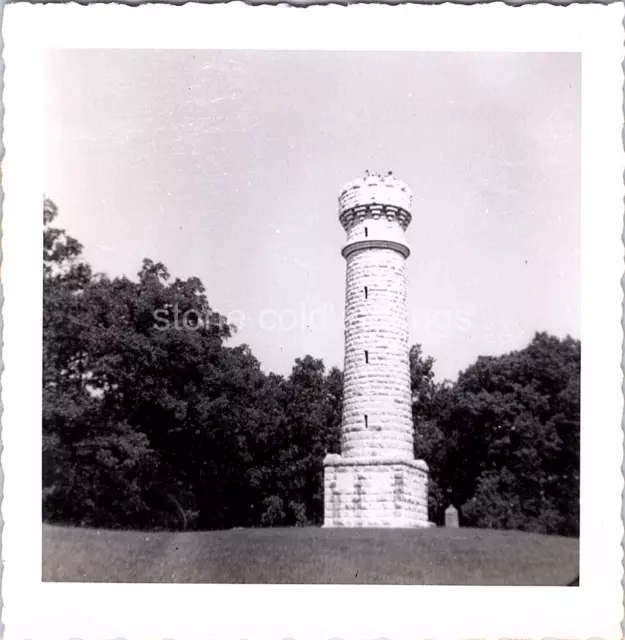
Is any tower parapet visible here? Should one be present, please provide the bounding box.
[339,173,413,260]
[339,173,412,220]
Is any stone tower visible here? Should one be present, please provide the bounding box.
[323,172,430,528]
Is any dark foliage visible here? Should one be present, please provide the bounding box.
[43,200,579,535]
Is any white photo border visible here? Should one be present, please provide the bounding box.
[2,3,624,639]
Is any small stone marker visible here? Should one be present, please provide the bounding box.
[445,505,459,528]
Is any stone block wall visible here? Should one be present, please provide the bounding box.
[341,247,413,459]
[323,455,430,527]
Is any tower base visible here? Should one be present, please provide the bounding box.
[323,455,432,528]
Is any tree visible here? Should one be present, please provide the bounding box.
[42,199,347,531]
[43,200,157,527]
[409,344,446,522]
[449,333,580,536]
[43,198,579,535]
[265,357,343,526]
[409,335,580,534]
[409,343,437,422]
[43,199,240,529]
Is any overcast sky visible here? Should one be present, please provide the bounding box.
[44,50,580,381]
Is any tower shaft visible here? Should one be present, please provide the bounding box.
[342,243,413,459]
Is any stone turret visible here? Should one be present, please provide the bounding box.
[323,172,431,528]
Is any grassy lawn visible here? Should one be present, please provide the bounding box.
[43,523,579,585]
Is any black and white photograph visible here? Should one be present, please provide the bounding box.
[41,48,582,586]
[2,3,623,640]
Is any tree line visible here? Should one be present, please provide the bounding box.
[43,199,580,535]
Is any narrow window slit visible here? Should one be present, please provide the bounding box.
[364,227,368,238]
[364,415,368,429]
[364,286,368,299]
[365,350,369,363]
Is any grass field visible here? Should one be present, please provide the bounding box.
[43,523,579,585]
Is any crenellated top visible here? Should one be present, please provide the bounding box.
[338,172,413,260]
[338,172,412,231]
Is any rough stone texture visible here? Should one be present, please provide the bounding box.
[323,173,431,528]
[341,247,412,458]
[323,456,429,527]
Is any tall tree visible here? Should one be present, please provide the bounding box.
[449,333,580,535]
[43,199,578,535]
[272,357,343,525]
[409,344,453,523]
[43,200,157,526]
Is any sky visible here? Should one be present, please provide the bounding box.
[44,50,580,381]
